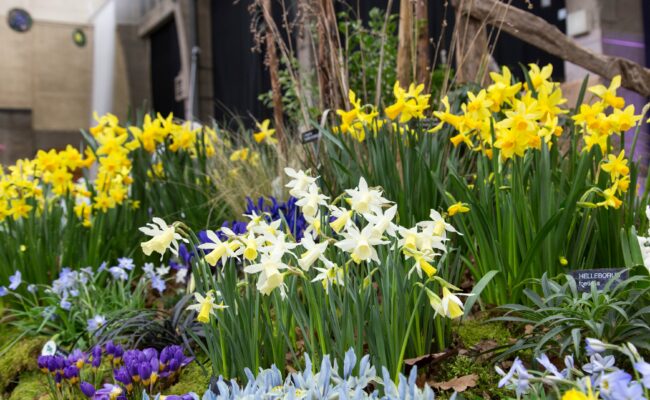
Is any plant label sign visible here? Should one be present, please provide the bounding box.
[301,128,321,144]
[570,268,627,292]
[41,340,57,356]
[419,118,439,130]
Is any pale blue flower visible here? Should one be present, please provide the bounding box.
[536,354,562,379]
[27,284,37,294]
[97,261,108,272]
[586,338,607,355]
[143,262,155,276]
[496,358,530,397]
[8,271,21,290]
[583,354,616,375]
[60,297,72,310]
[117,257,135,271]
[0,286,7,297]
[151,275,166,294]
[635,361,650,388]
[108,267,128,281]
[87,315,106,333]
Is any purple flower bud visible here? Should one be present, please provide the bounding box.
[160,347,173,365]
[138,362,152,382]
[143,348,158,361]
[38,355,49,371]
[80,381,96,397]
[63,365,79,381]
[114,367,132,386]
[168,358,179,372]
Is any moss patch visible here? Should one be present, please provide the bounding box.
[456,320,511,348]
[0,330,47,395]
[8,371,49,400]
[164,362,211,396]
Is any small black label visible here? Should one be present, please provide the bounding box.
[569,268,627,292]
[301,128,321,144]
[419,118,439,130]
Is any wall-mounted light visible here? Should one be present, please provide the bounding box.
[73,28,87,47]
[7,8,32,33]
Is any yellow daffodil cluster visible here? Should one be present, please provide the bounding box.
[0,146,94,223]
[431,64,568,159]
[333,90,382,142]
[0,112,226,226]
[142,168,469,321]
[573,75,641,153]
[333,82,431,142]
[428,64,644,210]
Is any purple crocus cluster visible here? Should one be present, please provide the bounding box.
[37,341,193,399]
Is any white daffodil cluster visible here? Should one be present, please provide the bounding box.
[140,168,469,321]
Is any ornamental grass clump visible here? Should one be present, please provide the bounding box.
[139,168,472,382]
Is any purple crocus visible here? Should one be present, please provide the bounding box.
[80,381,96,397]
[63,365,80,383]
[90,345,102,369]
[93,383,123,400]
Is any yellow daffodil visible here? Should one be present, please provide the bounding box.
[589,75,625,109]
[447,202,470,216]
[600,150,629,180]
[186,291,227,323]
[253,119,277,144]
[527,63,554,93]
[597,184,623,209]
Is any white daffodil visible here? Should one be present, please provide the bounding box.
[284,167,317,197]
[403,247,438,279]
[440,287,466,319]
[416,224,448,254]
[312,259,344,294]
[295,183,329,218]
[244,210,267,232]
[417,210,460,238]
[244,254,289,297]
[253,218,282,238]
[199,230,240,266]
[304,211,322,239]
[397,226,419,251]
[424,287,467,319]
[364,204,398,239]
[298,234,329,271]
[186,291,227,323]
[345,177,390,216]
[259,231,298,259]
[241,231,264,261]
[139,218,186,259]
[328,205,354,234]
[335,224,387,264]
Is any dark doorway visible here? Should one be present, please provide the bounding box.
[211,0,271,128]
[150,18,185,118]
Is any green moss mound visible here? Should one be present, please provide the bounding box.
[456,319,511,348]
[164,362,210,396]
[0,328,47,396]
[8,371,49,400]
